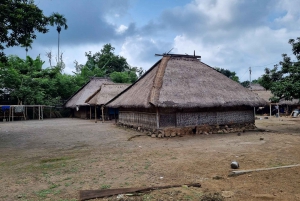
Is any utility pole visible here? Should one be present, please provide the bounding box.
[249,67,252,89]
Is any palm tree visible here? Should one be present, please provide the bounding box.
[49,12,68,63]
[20,38,33,57]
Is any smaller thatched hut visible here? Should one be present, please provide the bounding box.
[64,77,113,118]
[250,84,300,116]
[85,83,130,121]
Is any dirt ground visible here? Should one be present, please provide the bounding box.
[0,116,300,201]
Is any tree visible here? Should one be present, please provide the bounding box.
[49,12,68,63]
[0,0,50,62]
[215,67,240,83]
[85,44,129,75]
[20,38,33,57]
[260,37,300,102]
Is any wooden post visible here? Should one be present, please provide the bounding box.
[101,106,104,123]
[95,106,97,123]
[156,107,159,129]
[90,106,92,120]
[41,106,43,120]
[23,108,26,120]
[269,104,271,117]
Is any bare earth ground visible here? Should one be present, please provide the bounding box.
[0,117,300,201]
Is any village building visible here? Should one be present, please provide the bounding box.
[85,83,130,122]
[64,77,113,118]
[250,83,300,116]
[106,54,267,136]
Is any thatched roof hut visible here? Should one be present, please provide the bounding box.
[107,55,266,109]
[105,54,267,134]
[86,83,130,106]
[64,77,113,108]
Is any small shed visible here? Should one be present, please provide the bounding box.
[64,77,113,118]
[85,83,130,121]
[106,54,266,135]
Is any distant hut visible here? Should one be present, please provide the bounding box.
[249,84,273,115]
[250,83,300,116]
[106,54,266,135]
[85,83,130,121]
[64,77,113,118]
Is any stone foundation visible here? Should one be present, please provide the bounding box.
[116,122,256,138]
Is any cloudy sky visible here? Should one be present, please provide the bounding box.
[5,0,300,81]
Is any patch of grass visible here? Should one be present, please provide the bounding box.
[144,161,151,170]
[49,183,60,189]
[36,189,52,198]
[65,182,72,187]
[40,157,71,163]
[101,184,111,189]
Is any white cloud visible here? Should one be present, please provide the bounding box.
[116,25,128,34]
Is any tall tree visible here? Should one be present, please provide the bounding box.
[260,37,300,102]
[20,38,33,57]
[49,12,68,63]
[0,0,50,62]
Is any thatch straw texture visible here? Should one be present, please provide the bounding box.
[64,77,113,108]
[279,99,300,105]
[249,84,266,91]
[107,56,267,108]
[86,83,130,105]
[252,91,272,103]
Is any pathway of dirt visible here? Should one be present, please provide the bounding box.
[0,117,300,200]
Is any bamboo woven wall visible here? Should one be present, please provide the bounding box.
[119,111,156,129]
[175,110,254,127]
[119,108,254,129]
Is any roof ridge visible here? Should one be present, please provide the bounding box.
[149,56,170,106]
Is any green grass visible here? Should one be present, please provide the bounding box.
[101,184,111,189]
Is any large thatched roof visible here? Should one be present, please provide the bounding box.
[107,54,267,108]
[64,77,113,108]
[86,83,130,105]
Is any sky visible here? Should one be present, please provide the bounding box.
[4,0,300,81]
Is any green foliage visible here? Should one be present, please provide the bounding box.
[76,44,141,84]
[0,0,50,62]
[49,12,68,33]
[85,44,129,74]
[215,67,240,83]
[260,37,300,101]
[110,71,137,83]
[0,44,142,106]
[0,55,77,105]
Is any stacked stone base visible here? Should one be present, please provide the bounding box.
[117,122,256,138]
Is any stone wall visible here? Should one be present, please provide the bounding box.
[117,121,256,138]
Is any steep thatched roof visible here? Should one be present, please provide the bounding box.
[107,55,267,108]
[64,77,113,108]
[86,83,130,105]
[249,83,266,91]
